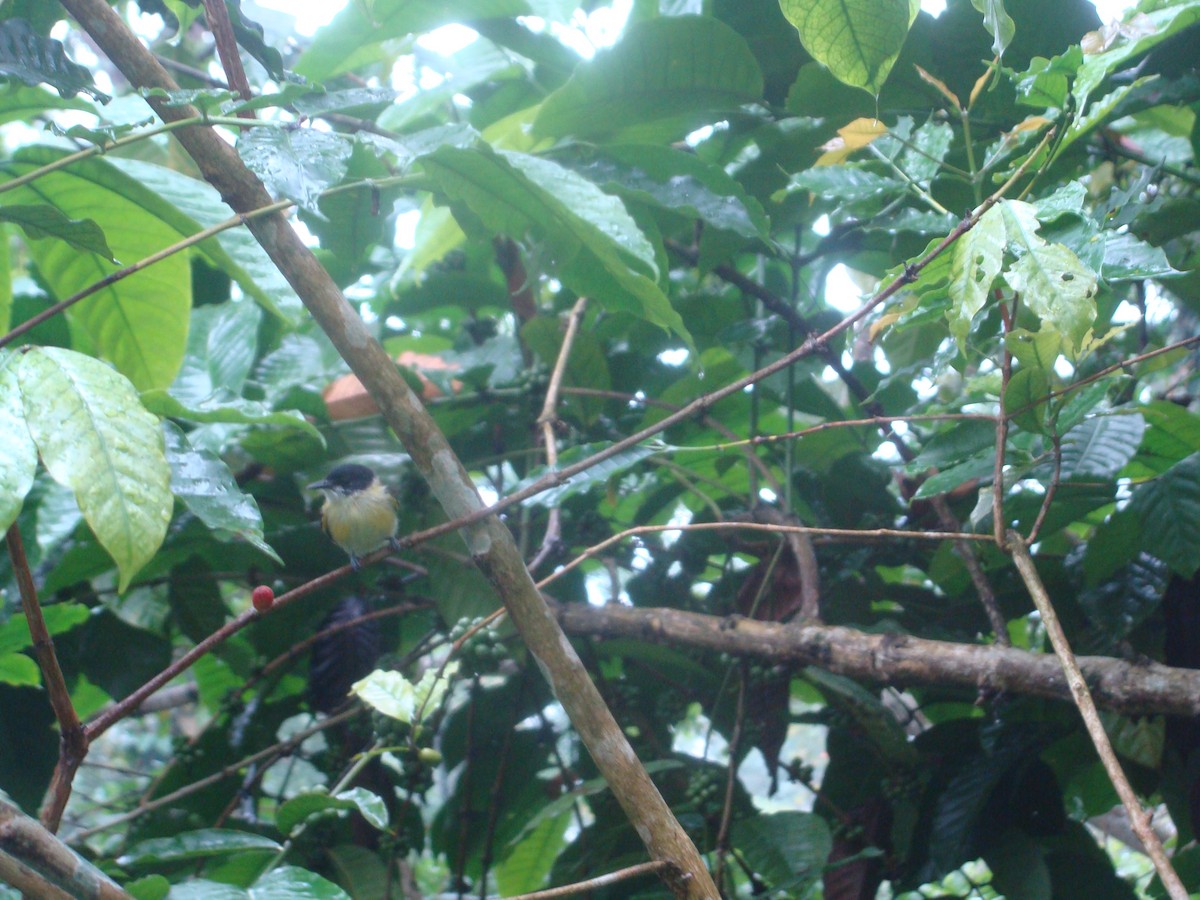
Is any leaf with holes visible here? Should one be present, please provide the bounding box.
[947,204,1006,350]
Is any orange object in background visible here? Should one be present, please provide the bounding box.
[322,352,462,421]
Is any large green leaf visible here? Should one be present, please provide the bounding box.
[0,203,114,260]
[1056,413,1144,482]
[296,0,530,82]
[0,151,192,391]
[0,350,35,531]
[105,157,302,321]
[1129,452,1200,577]
[533,16,763,143]
[118,829,280,867]
[276,788,389,837]
[970,0,1015,58]
[18,348,172,591]
[779,0,917,95]
[731,811,831,895]
[420,144,689,339]
[495,811,570,895]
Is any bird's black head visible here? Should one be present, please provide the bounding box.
[308,463,377,495]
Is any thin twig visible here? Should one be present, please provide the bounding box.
[1006,534,1187,900]
[1025,428,1063,546]
[7,525,86,833]
[507,860,675,899]
[536,521,990,591]
[528,297,588,573]
[713,668,746,889]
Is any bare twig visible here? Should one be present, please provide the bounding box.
[528,297,588,573]
[201,0,253,109]
[1025,429,1063,546]
[507,860,675,899]
[1006,534,1187,900]
[713,670,746,889]
[7,525,86,833]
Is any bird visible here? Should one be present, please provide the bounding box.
[307,463,399,569]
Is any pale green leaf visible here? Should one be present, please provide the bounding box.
[18,348,172,591]
[780,0,917,95]
[496,812,570,895]
[237,128,353,216]
[351,662,459,724]
[276,787,389,836]
[0,350,36,531]
[947,204,1006,349]
[1003,243,1097,354]
[971,0,1015,58]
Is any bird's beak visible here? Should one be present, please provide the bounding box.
[307,478,331,491]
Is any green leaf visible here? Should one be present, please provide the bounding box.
[0,652,39,686]
[18,348,172,591]
[521,316,611,424]
[788,166,906,204]
[250,866,350,900]
[495,811,570,895]
[513,442,660,508]
[1073,4,1200,116]
[0,350,36,532]
[0,204,115,261]
[421,144,689,340]
[533,16,763,143]
[947,203,1005,349]
[1129,452,1200,577]
[0,602,90,654]
[105,157,302,322]
[118,828,280,867]
[1005,366,1051,435]
[296,0,530,81]
[172,301,262,405]
[142,390,321,438]
[780,0,917,95]
[0,149,194,391]
[999,202,1097,353]
[731,811,831,894]
[0,19,109,101]
[1101,231,1179,282]
[0,84,95,127]
[1057,413,1144,481]
[276,787,389,837]
[553,144,770,241]
[237,127,353,216]
[971,0,1015,58]
[162,422,280,563]
[351,662,459,724]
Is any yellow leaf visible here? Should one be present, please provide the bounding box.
[968,66,993,110]
[816,118,888,166]
[914,65,960,109]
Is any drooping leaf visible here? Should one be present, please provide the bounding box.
[779,0,917,95]
[970,0,1015,58]
[947,203,1005,349]
[420,144,689,340]
[18,348,172,592]
[495,811,570,895]
[0,204,115,261]
[533,16,763,143]
[513,442,661,508]
[162,422,280,563]
[0,18,109,101]
[0,350,36,531]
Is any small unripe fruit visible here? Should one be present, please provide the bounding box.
[252,585,275,612]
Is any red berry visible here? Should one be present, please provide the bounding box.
[251,585,275,612]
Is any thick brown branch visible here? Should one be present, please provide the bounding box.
[554,603,1200,718]
[0,798,131,898]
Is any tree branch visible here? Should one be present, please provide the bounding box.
[553,602,1200,718]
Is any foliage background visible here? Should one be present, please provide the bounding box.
[1,0,1200,897]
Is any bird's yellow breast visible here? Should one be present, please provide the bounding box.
[321,482,398,557]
